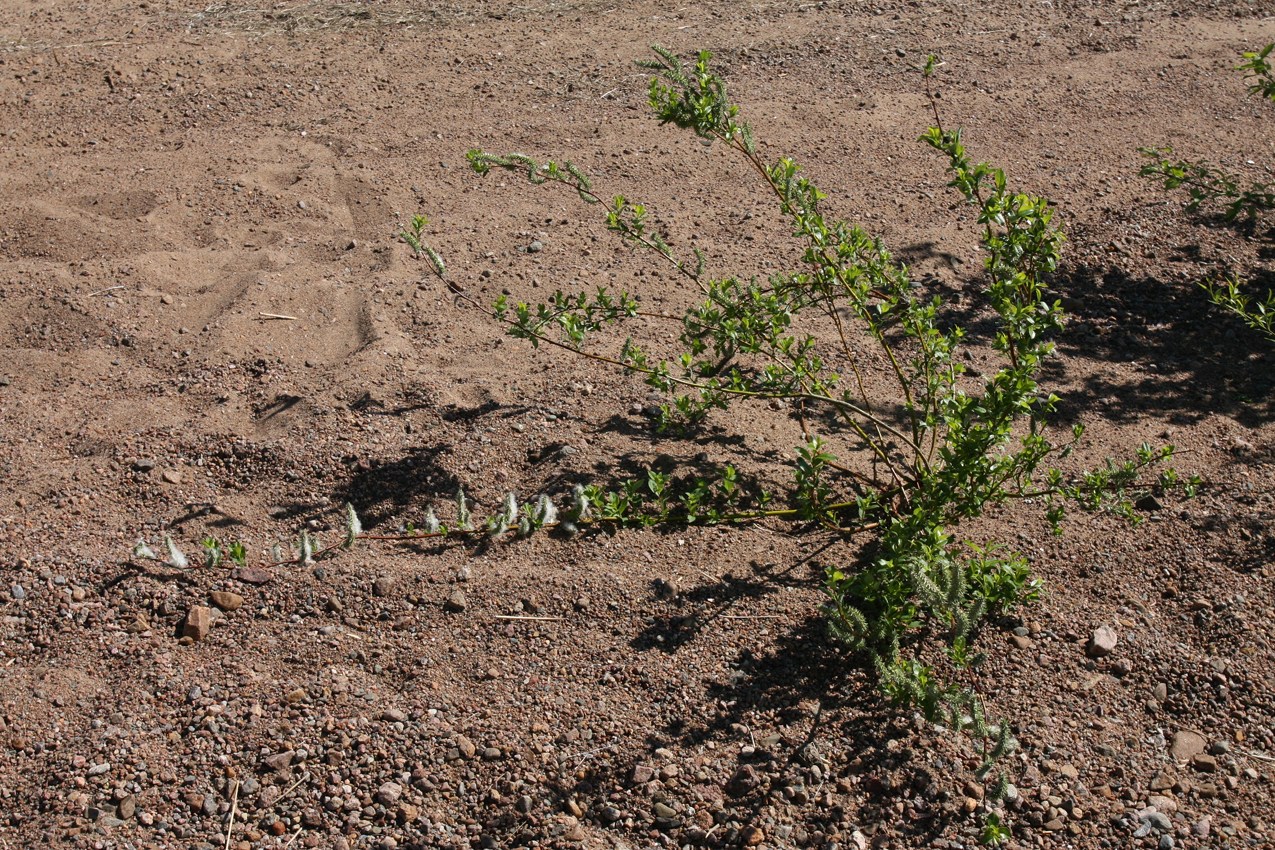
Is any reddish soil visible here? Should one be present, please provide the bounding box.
[1,2,1273,849]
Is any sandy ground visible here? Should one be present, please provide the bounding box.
[0,1,1273,849]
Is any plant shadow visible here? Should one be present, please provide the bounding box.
[1050,263,1273,428]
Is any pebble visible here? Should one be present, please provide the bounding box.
[1087,625,1118,658]
[183,606,212,641]
[209,591,244,612]
[444,590,467,613]
[9,584,25,601]
[375,782,402,805]
[87,762,110,777]
[379,708,408,723]
[1170,729,1207,761]
[372,576,395,597]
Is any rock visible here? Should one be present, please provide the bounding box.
[727,765,762,797]
[161,468,183,484]
[379,708,408,724]
[183,606,212,641]
[87,762,111,777]
[210,591,244,612]
[372,576,395,597]
[631,764,655,784]
[285,687,307,704]
[1149,770,1175,791]
[1140,810,1173,832]
[132,458,156,472]
[1153,682,1168,702]
[741,826,765,845]
[1011,634,1034,650]
[1170,730,1207,761]
[1190,753,1218,772]
[1191,816,1211,837]
[375,782,402,805]
[444,590,467,613]
[455,735,476,760]
[233,566,273,585]
[1159,835,1175,850]
[1087,625,1118,658]
[1044,818,1065,831]
[9,584,25,601]
[261,751,295,772]
[1147,794,1177,814]
[117,794,136,820]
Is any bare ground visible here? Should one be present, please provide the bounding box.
[0,2,1273,849]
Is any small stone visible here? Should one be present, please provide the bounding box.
[261,751,295,772]
[1170,730,1207,761]
[631,764,655,784]
[1191,816,1211,837]
[87,762,111,777]
[397,803,419,823]
[741,826,765,845]
[573,595,590,611]
[285,687,307,704]
[372,576,395,597]
[9,584,25,601]
[1159,835,1175,850]
[233,566,273,585]
[1153,682,1168,702]
[375,782,402,805]
[183,606,212,641]
[210,591,244,612]
[1190,753,1217,772]
[1141,811,1173,832]
[1058,763,1079,780]
[481,747,502,760]
[379,708,408,723]
[528,240,543,253]
[1149,769,1175,791]
[161,468,183,484]
[117,795,136,820]
[1011,634,1034,650]
[444,590,467,613]
[455,735,476,760]
[1087,625,1118,658]
[727,765,761,797]
[653,802,677,819]
[132,458,156,472]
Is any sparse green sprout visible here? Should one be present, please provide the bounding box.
[343,502,362,549]
[1240,42,1275,102]
[423,507,441,535]
[981,812,1012,846]
[399,213,446,278]
[201,536,223,568]
[226,541,248,567]
[455,487,472,531]
[298,529,316,564]
[164,535,188,569]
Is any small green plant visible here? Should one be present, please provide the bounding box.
[1241,43,1275,102]
[464,46,1186,798]
[980,812,1012,845]
[398,213,447,278]
[1139,44,1275,344]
